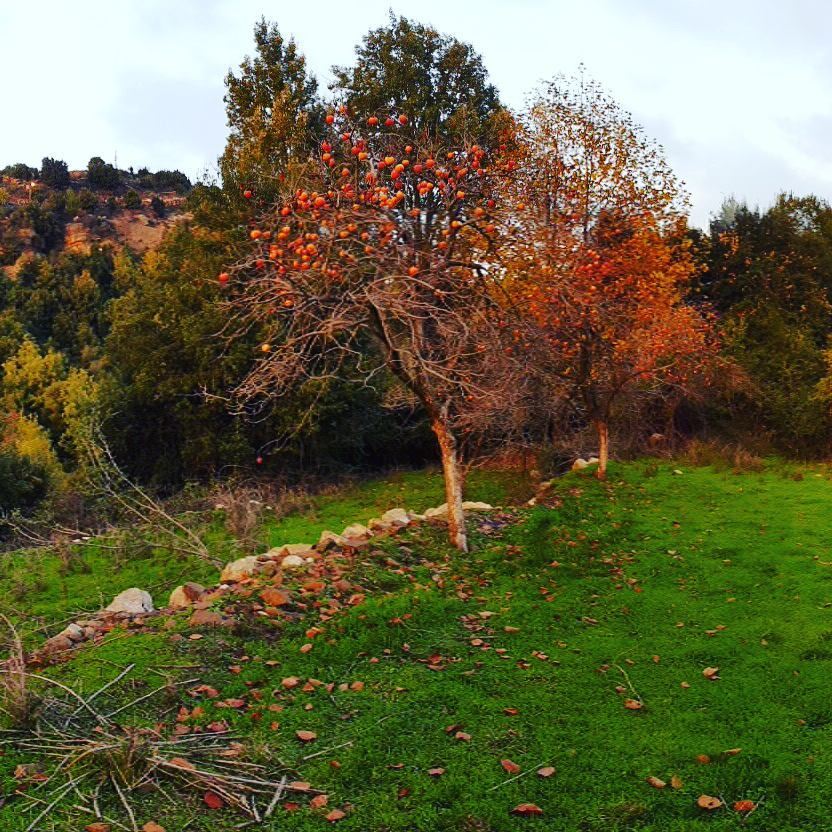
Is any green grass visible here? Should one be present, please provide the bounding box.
[5,461,832,829]
[0,468,520,634]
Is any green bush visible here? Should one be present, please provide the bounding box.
[0,450,49,514]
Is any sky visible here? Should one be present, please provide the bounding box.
[2,0,832,228]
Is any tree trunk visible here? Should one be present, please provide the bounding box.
[431,418,468,552]
[595,419,609,480]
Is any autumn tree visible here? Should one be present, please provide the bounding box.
[222,108,521,551]
[512,73,715,476]
[220,18,323,201]
[332,13,505,146]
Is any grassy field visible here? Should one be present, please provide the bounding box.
[3,461,832,830]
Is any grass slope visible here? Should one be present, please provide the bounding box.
[3,462,832,830]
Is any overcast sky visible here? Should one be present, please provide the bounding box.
[2,0,831,227]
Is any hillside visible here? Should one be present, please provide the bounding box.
[0,163,191,279]
[1,461,831,830]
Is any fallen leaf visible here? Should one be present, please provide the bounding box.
[203,791,224,810]
[646,776,666,789]
[85,824,111,832]
[537,766,555,778]
[501,759,521,775]
[295,730,317,742]
[511,803,544,816]
[503,707,519,716]
[325,808,346,822]
[624,698,643,710]
[454,731,472,742]
[670,774,683,789]
[310,794,329,809]
[142,824,166,832]
[733,800,756,813]
[723,747,742,756]
[702,666,720,680]
[427,767,445,776]
[697,794,723,811]
[696,754,711,764]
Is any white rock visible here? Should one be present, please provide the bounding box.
[317,530,347,549]
[571,458,589,471]
[381,507,411,526]
[267,542,314,559]
[424,501,493,518]
[220,556,259,582]
[587,457,599,465]
[59,622,85,642]
[281,554,306,570]
[105,588,154,615]
[342,523,372,540]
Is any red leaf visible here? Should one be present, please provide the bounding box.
[295,730,317,742]
[501,759,521,775]
[203,791,224,810]
[511,803,544,816]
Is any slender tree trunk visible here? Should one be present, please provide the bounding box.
[595,419,609,480]
[431,418,468,552]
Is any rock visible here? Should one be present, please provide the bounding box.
[381,507,411,526]
[317,530,346,550]
[341,523,372,540]
[275,543,315,559]
[281,554,306,570]
[260,587,292,607]
[571,458,589,471]
[188,609,225,628]
[367,517,390,532]
[105,588,154,615]
[59,622,85,642]
[425,501,494,518]
[220,556,259,582]
[168,582,205,609]
[43,635,73,653]
[587,457,599,465]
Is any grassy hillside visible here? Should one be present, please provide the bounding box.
[3,461,832,830]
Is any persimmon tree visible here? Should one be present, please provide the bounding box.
[221,108,521,551]
[511,72,715,476]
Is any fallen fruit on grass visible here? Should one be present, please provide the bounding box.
[697,794,723,810]
[511,803,544,816]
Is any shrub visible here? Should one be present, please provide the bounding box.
[0,450,49,514]
[123,190,141,209]
[39,157,70,189]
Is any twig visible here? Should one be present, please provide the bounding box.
[104,677,200,719]
[264,775,288,818]
[302,739,354,761]
[487,762,549,792]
